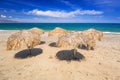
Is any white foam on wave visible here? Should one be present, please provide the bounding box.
[0,30,6,31]
[103,32,120,34]
[72,30,120,34]
[0,30,19,31]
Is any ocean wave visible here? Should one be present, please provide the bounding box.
[103,32,120,34]
[0,30,19,31]
[71,31,120,34]
[0,30,6,31]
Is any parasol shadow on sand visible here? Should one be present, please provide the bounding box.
[56,49,85,62]
[39,41,45,45]
[49,42,57,47]
[78,44,86,49]
[14,48,43,59]
[78,44,94,50]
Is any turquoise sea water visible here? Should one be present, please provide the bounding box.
[0,23,120,32]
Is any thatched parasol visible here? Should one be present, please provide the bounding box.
[82,28,103,41]
[79,28,103,50]
[56,32,96,50]
[7,30,40,50]
[78,33,96,50]
[56,33,78,48]
[56,33,79,55]
[48,27,68,37]
[56,32,84,48]
[56,32,85,61]
[29,27,45,35]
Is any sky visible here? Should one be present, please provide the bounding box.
[0,0,120,23]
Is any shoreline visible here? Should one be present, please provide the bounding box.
[0,30,120,35]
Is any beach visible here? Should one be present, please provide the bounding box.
[0,30,120,80]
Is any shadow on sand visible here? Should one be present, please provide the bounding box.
[14,48,43,59]
[78,44,86,50]
[56,49,85,62]
[78,44,94,50]
[39,41,45,45]
[49,42,57,47]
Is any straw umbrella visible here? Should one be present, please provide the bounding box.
[78,33,96,50]
[56,32,84,48]
[56,32,86,61]
[88,28,103,41]
[82,28,103,41]
[7,30,40,53]
[56,32,96,50]
[29,27,45,35]
[48,27,68,37]
[56,32,84,54]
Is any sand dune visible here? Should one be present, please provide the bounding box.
[0,30,120,80]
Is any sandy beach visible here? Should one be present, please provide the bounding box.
[0,30,120,80]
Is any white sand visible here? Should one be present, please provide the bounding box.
[0,30,120,80]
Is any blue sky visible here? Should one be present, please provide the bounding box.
[0,0,120,23]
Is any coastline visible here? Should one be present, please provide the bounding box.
[1,29,120,34]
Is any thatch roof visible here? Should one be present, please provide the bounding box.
[56,33,83,48]
[48,27,68,37]
[79,32,96,50]
[29,27,45,35]
[7,30,40,50]
[56,32,96,50]
[82,28,103,41]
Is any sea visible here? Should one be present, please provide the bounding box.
[0,23,120,33]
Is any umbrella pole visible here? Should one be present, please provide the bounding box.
[73,48,77,55]
[26,44,32,56]
[23,38,32,56]
[28,46,32,56]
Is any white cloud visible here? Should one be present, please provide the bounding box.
[0,15,6,18]
[13,17,120,23]
[78,10,103,15]
[27,9,103,18]
[0,14,13,19]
